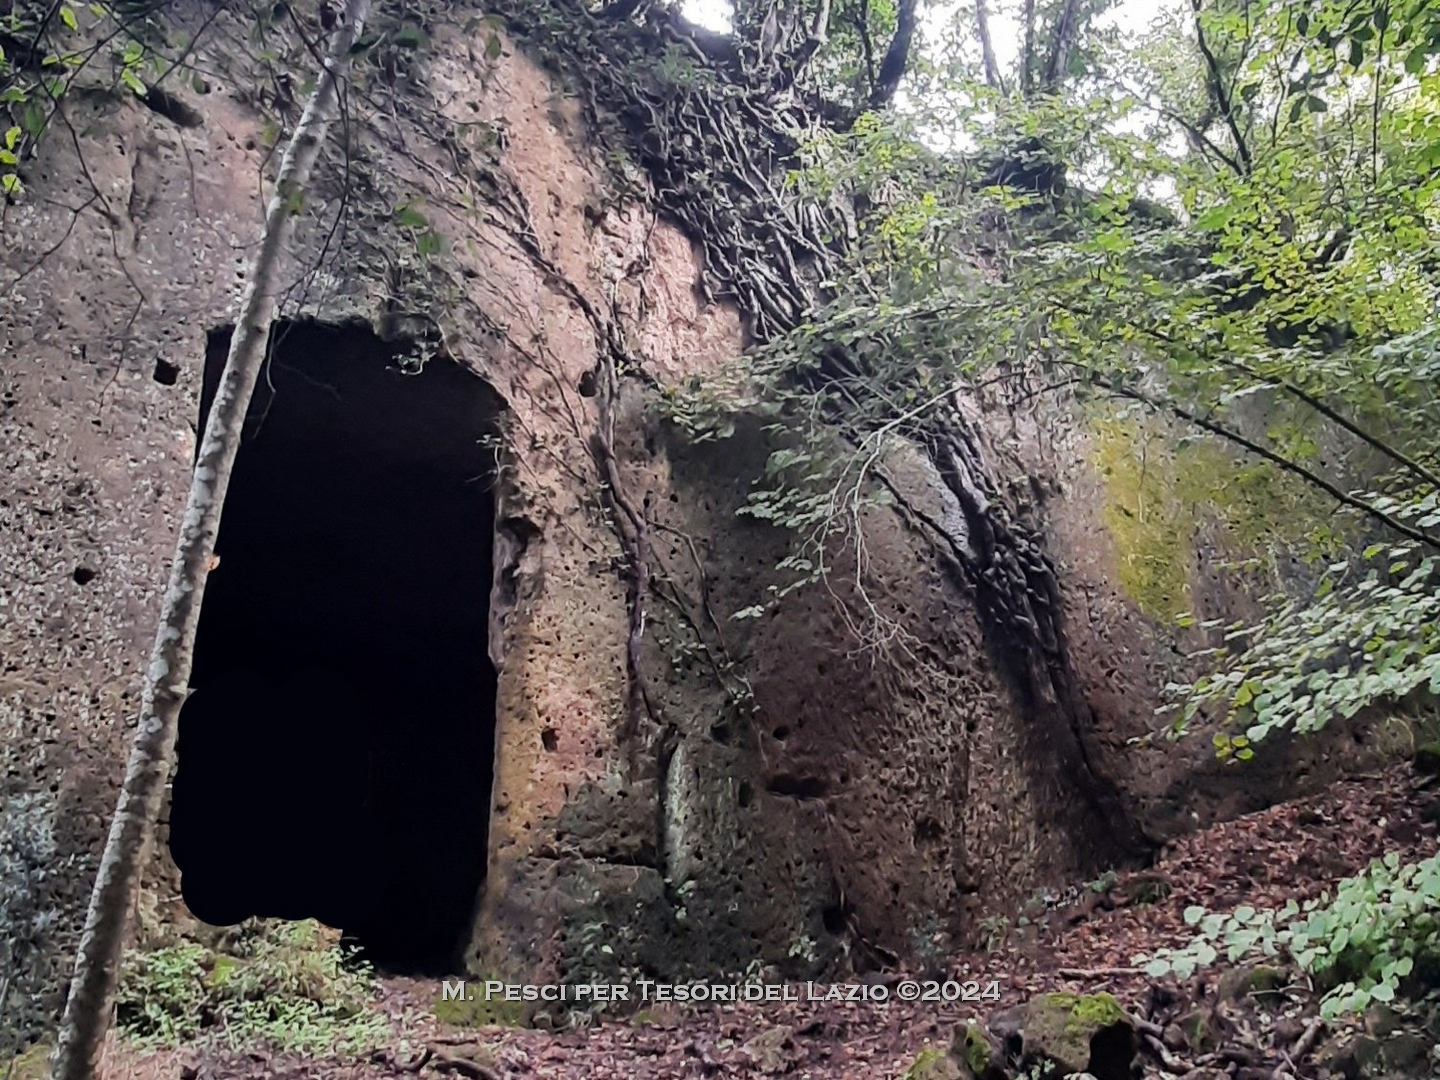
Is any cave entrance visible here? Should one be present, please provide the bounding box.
[168,321,502,975]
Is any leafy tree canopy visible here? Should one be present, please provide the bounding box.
[670,0,1440,748]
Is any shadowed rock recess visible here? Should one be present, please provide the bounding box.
[168,322,502,973]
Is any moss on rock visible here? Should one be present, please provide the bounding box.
[904,1046,963,1080]
[1089,414,1322,622]
[953,1020,1007,1080]
[963,1023,992,1074]
[431,980,526,1028]
[1091,418,1192,621]
[2,1043,50,1080]
[1022,992,1135,1080]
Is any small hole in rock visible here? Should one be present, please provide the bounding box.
[140,87,204,128]
[541,727,558,752]
[737,781,753,808]
[72,566,97,585]
[153,359,180,386]
[914,816,942,843]
[766,774,828,800]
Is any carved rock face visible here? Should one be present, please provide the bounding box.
[0,4,1389,1040]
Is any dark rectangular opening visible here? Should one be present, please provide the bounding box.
[168,322,501,975]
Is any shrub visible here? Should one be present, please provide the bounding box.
[1138,852,1440,1018]
[115,919,389,1053]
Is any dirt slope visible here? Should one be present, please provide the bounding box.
[88,761,1438,1080]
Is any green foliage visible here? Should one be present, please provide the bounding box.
[115,920,389,1053]
[977,914,1011,952]
[394,198,444,260]
[1128,874,1172,906]
[1168,549,1440,744]
[704,0,1440,732]
[0,0,202,201]
[901,1046,954,1080]
[1139,852,1440,1018]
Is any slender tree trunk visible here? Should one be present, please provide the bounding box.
[1040,0,1082,91]
[48,2,371,1077]
[975,0,1003,91]
[868,0,917,106]
[1021,0,1035,96]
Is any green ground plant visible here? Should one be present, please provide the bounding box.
[1139,852,1440,1018]
[114,920,389,1054]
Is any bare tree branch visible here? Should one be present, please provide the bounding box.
[1021,0,1036,95]
[1114,76,1246,175]
[1191,0,1252,173]
[857,0,877,93]
[777,0,832,88]
[1040,0,1082,91]
[975,0,1004,91]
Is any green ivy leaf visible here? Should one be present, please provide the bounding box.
[393,24,429,49]
[394,202,429,230]
[416,230,441,258]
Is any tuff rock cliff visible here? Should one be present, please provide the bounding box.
[0,0,1398,1048]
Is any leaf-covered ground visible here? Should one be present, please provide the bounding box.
[99,763,1439,1080]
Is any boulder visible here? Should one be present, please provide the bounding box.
[1216,964,1288,1006]
[905,1047,964,1080]
[953,1020,1008,1080]
[989,1004,1027,1048]
[1378,1032,1432,1075]
[1021,992,1137,1080]
[1318,1031,1435,1080]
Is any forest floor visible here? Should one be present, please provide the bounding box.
[97,762,1440,1080]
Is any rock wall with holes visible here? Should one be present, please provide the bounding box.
[0,6,722,1037]
[0,0,1401,1048]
